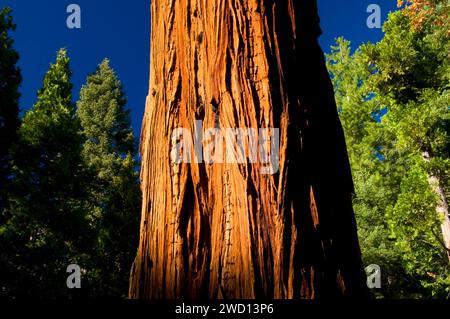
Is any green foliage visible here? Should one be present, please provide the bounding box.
[77,59,140,298]
[387,163,450,297]
[0,7,21,219]
[327,8,450,298]
[0,52,140,299]
[0,49,92,298]
[0,9,140,299]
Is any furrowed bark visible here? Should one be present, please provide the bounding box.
[129,0,368,299]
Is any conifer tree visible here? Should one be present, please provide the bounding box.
[327,0,450,297]
[0,49,91,298]
[77,59,140,298]
[0,7,21,221]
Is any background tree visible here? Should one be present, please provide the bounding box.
[0,7,21,222]
[327,38,432,298]
[397,0,449,33]
[0,49,92,298]
[77,59,140,298]
[327,0,450,298]
[372,6,450,297]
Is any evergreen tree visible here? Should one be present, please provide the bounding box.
[77,59,140,298]
[371,6,450,297]
[0,7,21,221]
[0,49,92,298]
[326,0,450,298]
[327,38,423,298]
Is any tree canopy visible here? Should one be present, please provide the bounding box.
[327,0,450,298]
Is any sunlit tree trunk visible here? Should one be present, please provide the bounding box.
[129,0,368,299]
[422,151,450,260]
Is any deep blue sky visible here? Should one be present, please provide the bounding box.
[3,0,398,137]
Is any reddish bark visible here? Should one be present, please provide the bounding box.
[129,0,368,299]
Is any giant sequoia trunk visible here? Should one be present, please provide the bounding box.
[129,0,368,299]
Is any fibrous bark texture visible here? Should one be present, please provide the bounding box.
[129,0,368,299]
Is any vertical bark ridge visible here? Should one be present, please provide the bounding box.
[129,0,368,299]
